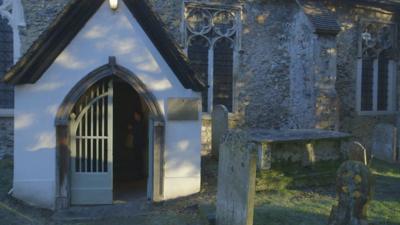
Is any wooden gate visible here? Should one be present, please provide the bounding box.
[70,79,113,205]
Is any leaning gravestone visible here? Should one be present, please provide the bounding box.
[328,161,372,225]
[372,124,397,162]
[212,105,229,159]
[216,130,258,225]
[348,142,368,165]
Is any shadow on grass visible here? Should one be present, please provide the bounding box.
[0,157,13,200]
[254,204,328,225]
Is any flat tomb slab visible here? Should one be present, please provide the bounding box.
[248,129,351,143]
[247,129,351,170]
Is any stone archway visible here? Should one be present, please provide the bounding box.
[54,57,165,209]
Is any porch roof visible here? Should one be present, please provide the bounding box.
[2,0,206,92]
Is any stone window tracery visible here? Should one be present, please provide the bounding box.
[183,2,241,112]
[357,21,397,114]
[0,0,25,110]
[0,0,25,63]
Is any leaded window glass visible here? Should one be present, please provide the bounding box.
[183,2,241,112]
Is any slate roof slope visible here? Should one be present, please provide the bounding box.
[3,0,206,92]
[296,0,341,35]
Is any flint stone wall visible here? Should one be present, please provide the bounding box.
[0,117,13,159]
[16,1,400,156]
[0,0,14,159]
[333,3,399,152]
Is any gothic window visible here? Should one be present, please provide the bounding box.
[187,35,210,111]
[213,37,234,111]
[357,22,397,114]
[183,2,241,112]
[0,0,25,110]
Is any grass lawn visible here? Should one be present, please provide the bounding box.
[0,156,399,225]
[253,159,400,225]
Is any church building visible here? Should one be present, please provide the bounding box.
[0,0,399,210]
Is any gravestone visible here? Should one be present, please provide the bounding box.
[328,161,372,225]
[212,105,229,159]
[216,130,258,225]
[348,142,368,165]
[372,124,397,162]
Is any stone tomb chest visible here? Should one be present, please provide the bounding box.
[249,129,351,170]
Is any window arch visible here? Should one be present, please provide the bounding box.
[183,2,241,112]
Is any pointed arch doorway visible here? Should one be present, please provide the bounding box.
[55,57,165,208]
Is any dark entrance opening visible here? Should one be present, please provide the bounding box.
[113,78,148,202]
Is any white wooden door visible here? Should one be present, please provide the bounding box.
[70,80,113,205]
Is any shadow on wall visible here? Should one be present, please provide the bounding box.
[165,138,201,178]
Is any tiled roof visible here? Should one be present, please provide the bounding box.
[297,0,341,35]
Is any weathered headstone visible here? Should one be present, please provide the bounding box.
[216,130,258,225]
[348,142,368,165]
[212,105,229,159]
[372,124,397,162]
[328,161,372,225]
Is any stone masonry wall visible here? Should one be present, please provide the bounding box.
[314,35,339,130]
[288,11,317,129]
[332,2,398,151]
[0,117,13,159]
[237,0,298,129]
[149,0,318,130]
[0,0,14,159]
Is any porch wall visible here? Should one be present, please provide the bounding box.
[13,1,201,209]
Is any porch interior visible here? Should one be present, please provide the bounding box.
[113,78,149,202]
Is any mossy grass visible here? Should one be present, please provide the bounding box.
[256,160,342,192]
